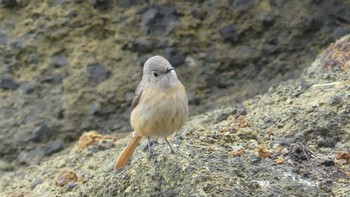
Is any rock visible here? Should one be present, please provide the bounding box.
[86,63,110,84]
[50,54,69,68]
[43,139,64,156]
[228,0,257,12]
[21,82,36,94]
[163,48,185,67]
[41,72,62,85]
[130,38,154,53]
[0,159,12,171]
[0,0,17,8]
[31,125,54,143]
[0,77,19,90]
[141,5,181,35]
[119,0,142,8]
[0,32,7,45]
[1,34,350,195]
[17,149,45,165]
[220,24,239,43]
[64,182,78,191]
[30,179,42,190]
[72,131,117,152]
[55,170,78,187]
[89,0,111,10]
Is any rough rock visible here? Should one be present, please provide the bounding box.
[0,35,349,196]
[1,0,350,174]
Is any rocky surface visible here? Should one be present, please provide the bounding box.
[1,0,350,181]
[0,35,349,196]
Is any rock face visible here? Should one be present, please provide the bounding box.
[0,35,349,196]
[1,0,350,174]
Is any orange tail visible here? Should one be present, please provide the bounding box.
[114,137,142,170]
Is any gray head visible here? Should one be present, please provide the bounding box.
[141,56,179,88]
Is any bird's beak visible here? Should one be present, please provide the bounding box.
[165,67,174,73]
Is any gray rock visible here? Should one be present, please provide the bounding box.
[0,0,17,8]
[30,179,42,190]
[0,159,12,171]
[17,149,45,165]
[31,125,54,143]
[220,24,239,43]
[50,54,69,68]
[43,139,64,156]
[141,5,181,35]
[0,77,19,90]
[21,82,36,94]
[86,63,110,84]
[163,48,185,67]
[64,182,78,191]
[0,32,7,45]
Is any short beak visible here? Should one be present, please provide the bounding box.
[165,67,174,73]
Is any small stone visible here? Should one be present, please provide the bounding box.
[97,139,115,150]
[229,0,256,12]
[55,170,78,187]
[41,72,62,85]
[31,125,54,143]
[0,32,8,45]
[0,159,13,171]
[21,82,36,94]
[327,93,343,106]
[141,5,181,35]
[18,149,45,165]
[231,146,245,157]
[163,48,185,67]
[89,0,111,10]
[44,139,64,156]
[130,38,154,53]
[220,24,239,43]
[119,0,140,8]
[0,77,19,90]
[275,157,285,164]
[72,131,117,151]
[257,145,271,158]
[50,54,69,68]
[1,0,18,8]
[30,179,43,190]
[64,182,78,191]
[86,63,110,84]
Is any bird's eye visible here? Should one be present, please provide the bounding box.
[153,72,159,77]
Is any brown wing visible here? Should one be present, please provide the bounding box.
[131,89,142,111]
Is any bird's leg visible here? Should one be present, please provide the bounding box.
[147,137,155,157]
[164,138,175,154]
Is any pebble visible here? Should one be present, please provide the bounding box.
[0,77,19,90]
[0,31,7,45]
[31,125,54,143]
[50,54,69,68]
[220,24,239,43]
[141,5,180,35]
[163,47,185,67]
[55,170,78,187]
[86,63,110,84]
[43,139,64,156]
[0,159,13,171]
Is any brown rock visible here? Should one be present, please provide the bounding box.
[55,170,78,187]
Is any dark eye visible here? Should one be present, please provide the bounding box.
[153,72,159,77]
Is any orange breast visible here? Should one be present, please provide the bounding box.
[130,83,188,137]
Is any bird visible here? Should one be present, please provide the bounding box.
[114,55,188,170]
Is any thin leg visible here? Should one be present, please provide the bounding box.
[164,138,175,154]
[147,137,155,157]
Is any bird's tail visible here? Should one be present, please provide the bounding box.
[114,136,142,170]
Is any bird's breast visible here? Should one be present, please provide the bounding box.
[130,83,188,137]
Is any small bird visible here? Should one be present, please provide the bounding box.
[114,55,188,170]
